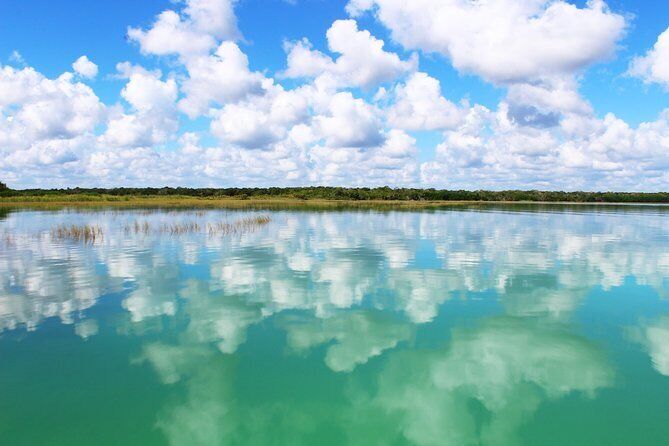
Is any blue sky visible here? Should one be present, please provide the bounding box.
[1,0,668,190]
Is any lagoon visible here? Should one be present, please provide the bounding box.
[1,206,668,445]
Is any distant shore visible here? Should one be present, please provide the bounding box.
[2,187,669,209]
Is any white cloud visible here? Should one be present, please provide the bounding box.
[386,72,463,131]
[8,50,25,66]
[2,135,91,168]
[125,0,258,119]
[284,19,416,88]
[184,0,239,40]
[119,65,178,112]
[101,64,178,148]
[72,55,98,79]
[629,27,669,88]
[127,0,239,59]
[128,10,215,57]
[179,42,265,118]
[314,91,384,148]
[307,129,418,186]
[283,39,334,79]
[2,0,669,192]
[347,0,626,84]
[505,77,592,125]
[0,64,104,170]
[212,103,284,149]
[421,104,669,191]
[211,84,309,149]
[3,55,669,191]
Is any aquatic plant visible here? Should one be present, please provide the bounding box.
[205,215,272,236]
[159,221,202,235]
[124,220,151,235]
[51,224,104,243]
[46,215,270,244]
[160,215,272,236]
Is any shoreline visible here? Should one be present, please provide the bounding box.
[3,196,669,210]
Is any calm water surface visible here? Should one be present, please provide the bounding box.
[1,206,669,445]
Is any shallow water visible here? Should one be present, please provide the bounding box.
[1,207,668,445]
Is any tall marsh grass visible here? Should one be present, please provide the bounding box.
[124,220,151,235]
[205,215,271,236]
[157,215,271,236]
[51,224,104,244]
[48,214,271,244]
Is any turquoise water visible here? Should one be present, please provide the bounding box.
[1,206,669,445]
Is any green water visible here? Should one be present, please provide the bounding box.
[1,207,668,445]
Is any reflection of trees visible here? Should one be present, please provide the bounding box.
[0,207,11,221]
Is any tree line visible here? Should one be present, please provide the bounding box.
[2,185,669,203]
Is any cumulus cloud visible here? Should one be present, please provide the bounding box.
[179,42,265,118]
[72,55,98,79]
[347,0,626,84]
[127,0,239,59]
[127,0,261,119]
[386,72,463,131]
[119,64,178,113]
[2,0,669,191]
[314,91,385,148]
[283,39,334,79]
[513,77,591,112]
[101,64,178,148]
[346,0,625,135]
[284,19,416,88]
[210,84,308,149]
[629,26,669,88]
[307,128,418,185]
[0,64,104,184]
[0,66,104,143]
[421,103,669,191]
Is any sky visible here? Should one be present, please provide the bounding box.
[1,0,669,191]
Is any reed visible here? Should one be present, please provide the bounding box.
[47,215,270,244]
[207,215,271,235]
[51,224,103,243]
[124,220,150,235]
[159,221,201,235]
[163,215,271,236]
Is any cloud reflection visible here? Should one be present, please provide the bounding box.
[374,317,614,446]
[630,316,669,376]
[1,207,668,444]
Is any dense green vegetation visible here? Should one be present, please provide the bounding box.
[0,181,7,191]
[1,186,669,203]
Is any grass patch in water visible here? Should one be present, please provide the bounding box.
[51,224,104,244]
[46,215,271,244]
